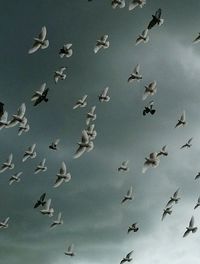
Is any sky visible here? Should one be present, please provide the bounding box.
[1,0,200,263]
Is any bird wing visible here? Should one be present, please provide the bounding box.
[126,250,133,258]
[189,216,194,228]
[7,153,13,164]
[101,35,108,42]
[40,193,46,202]
[45,199,51,210]
[54,177,64,188]
[82,130,89,144]
[60,161,67,175]
[17,103,26,119]
[183,229,190,238]
[180,111,186,122]
[127,186,133,197]
[4,217,9,225]
[134,64,140,74]
[28,41,41,54]
[101,87,109,97]
[68,244,74,253]
[188,137,193,144]
[1,111,8,123]
[39,26,47,41]
[155,8,162,19]
[57,212,62,222]
[74,146,86,159]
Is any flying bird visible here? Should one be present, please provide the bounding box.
[59,43,73,58]
[22,144,37,162]
[54,67,67,83]
[73,95,88,109]
[18,117,30,136]
[127,223,139,234]
[183,216,198,238]
[94,35,110,54]
[147,8,164,30]
[34,193,46,209]
[34,159,47,174]
[28,26,49,54]
[0,217,9,229]
[9,172,23,185]
[195,172,200,180]
[166,188,180,207]
[142,81,157,100]
[120,250,133,264]
[86,124,97,140]
[0,111,9,130]
[128,64,142,84]
[161,206,172,221]
[121,186,133,203]
[111,0,125,9]
[157,145,168,157]
[180,138,193,149]
[7,103,26,128]
[136,29,149,46]
[142,152,160,173]
[49,139,60,150]
[31,83,49,106]
[175,111,187,128]
[0,153,15,173]
[40,198,54,217]
[64,244,75,257]
[54,161,71,188]
[86,106,96,125]
[74,130,94,159]
[98,87,110,102]
[143,101,156,116]
[194,196,200,210]
[50,212,64,228]
[118,160,129,172]
[129,0,146,11]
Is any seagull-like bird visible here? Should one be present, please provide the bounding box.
[142,81,157,100]
[0,111,9,130]
[34,159,47,174]
[0,153,15,173]
[18,117,30,136]
[49,139,60,150]
[136,29,149,46]
[54,162,71,188]
[34,193,46,208]
[99,87,110,102]
[143,101,156,116]
[94,35,110,54]
[194,196,200,210]
[120,250,133,264]
[54,67,67,83]
[183,216,198,237]
[73,95,88,109]
[7,103,26,128]
[127,223,139,233]
[157,145,168,157]
[86,124,97,140]
[161,206,172,221]
[22,144,37,162]
[195,172,200,180]
[166,188,180,207]
[50,212,63,228]
[31,83,49,106]
[118,161,129,172]
[40,198,54,217]
[175,111,187,128]
[59,43,73,58]
[142,152,160,173]
[64,244,75,257]
[129,0,146,11]
[128,64,142,84]
[9,172,22,185]
[74,130,94,159]
[121,186,133,203]
[180,138,193,149]
[28,26,49,54]
[0,217,9,229]
[86,106,96,125]
[111,0,125,9]
[147,8,164,30]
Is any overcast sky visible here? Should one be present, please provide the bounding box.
[1,0,200,263]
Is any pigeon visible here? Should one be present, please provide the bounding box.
[129,0,146,11]
[7,103,26,128]
[118,161,129,172]
[0,102,4,118]
[195,172,200,180]
[86,106,96,125]
[175,111,187,128]
[0,217,9,229]
[143,101,156,116]
[121,186,133,203]
[183,216,198,237]
[0,153,15,173]
[74,130,94,159]
[120,250,133,264]
[34,159,47,174]
[98,87,110,102]
[9,172,23,185]
[22,144,37,162]
[166,189,180,207]
[147,8,164,30]
[34,193,46,208]
[157,145,168,157]
[94,35,110,54]
[40,198,54,217]
[142,81,157,100]
[142,152,160,173]
[31,83,49,106]
[86,124,97,140]
[49,139,60,150]
[64,244,75,257]
[194,196,200,210]
[54,67,67,83]
[73,95,88,109]
[50,212,64,228]
[0,111,9,130]
[59,43,73,58]
[111,0,125,9]
[161,206,172,221]
[180,138,193,149]
[128,64,142,83]
[28,26,49,54]
[18,117,30,136]
[54,162,71,188]
[127,223,139,233]
[136,29,149,46]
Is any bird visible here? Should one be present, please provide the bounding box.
[195,172,200,180]
[128,64,142,84]
[120,250,133,264]
[74,130,94,159]
[34,159,47,174]
[40,198,54,217]
[9,172,23,185]
[98,87,110,102]
[22,144,37,162]
[127,223,139,234]
[142,81,157,100]
[18,117,30,136]
[34,193,46,208]
[73,95,88,109]
[0,153,15,173]
[136,29,149,46]
[142,152,160,173]
[118,161,129,172]
[86,106,96,125]
[0,217,9,229]
[193,33,200,44]
[157,145,168,157]
[183,216,198,237]
[53,161,71,188]
[166,188,180,207]
[28,26,49,54]
[161,206,172,221]
[194,196,200,210]
[0,111,9,130]
[175,111,187,128]
[147,8,164,30]
[94,35,110,54]
[31,83,49,106]
[143,101,156,116]
[121,186,133,203]
[129,0,146,11]
[54,67,67,83]
[50,212,64,228]
[64,244,75,257]
[7,103,26,128]
[180,138,193,149]
[59,43,73,58]
[85,124,97,140]
[49,139,60,150]
[111,0,125,9]
[0,102,4,118]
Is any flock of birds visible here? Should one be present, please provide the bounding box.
[1,1,200,263]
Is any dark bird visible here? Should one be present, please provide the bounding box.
[180,138,193,149]
[143,100,156,116]
[161,206,172,221]
[194,196,200,210]
[195,172,200,180]
[147,8,164,30]
[121,186,133,204]
[120,251,133,264]
[34,193,46,208]
[166,188,180,207]
[0,102,4,118]
[183,216,198,238]
[31,83,49,106]
[127,223,139,234]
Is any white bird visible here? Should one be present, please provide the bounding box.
[9,172,23,185]
[50,212,63,228]
[127,222,139,233]
[49,139,60,150]
[161,206,172,221]
[86,124,97,140]
[111,0,125,9]
[98,87,110,102]
[74,130,94,159]
[142,152,160,173]
[59,43,73,58]
[18,117,30,136]
[28,26,49,54]
[86,106,96,125]
[54,67,67,83]
[54,162,71,188]
[34,159,47,174]
[136,29,149,46]
[180,138,193,149]
[142,81,157,100]
[64,244,75,257]
[73,95,88,110]
[128,64,142,83]
[0,153,15,173]
[7,103,26,128]
[157,145,168,157]
[0,111,9,130]
[121,186,133,203]
[118,161,129,172]
[94,35,110,54]
[129,0,146,11]
[183,216,198,237]
[22,144,37,162]
[194,196,200,210]
[175,111,187,128]
[31,83,49,106]
[120,250,133,264]
[40,198,54,217]
[0,217,9,229]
